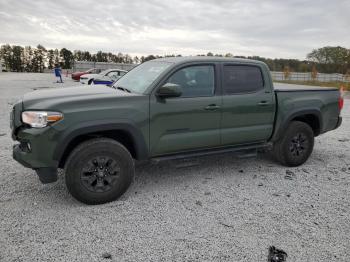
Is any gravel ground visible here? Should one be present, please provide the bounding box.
[0,72,349,262]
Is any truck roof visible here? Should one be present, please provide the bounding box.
[153,56,267,66]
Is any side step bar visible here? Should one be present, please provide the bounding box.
[151,143,271,163]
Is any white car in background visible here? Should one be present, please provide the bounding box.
[80,69,128,85]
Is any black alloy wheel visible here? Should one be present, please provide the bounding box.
[65,138,134,204]
[273,121,314,167]
[81,156,121,193]
[289,133,309,157]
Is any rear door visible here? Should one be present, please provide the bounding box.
[221,64,275,145]
[149,64,222,156]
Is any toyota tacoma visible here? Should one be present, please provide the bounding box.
[11,57,343,204]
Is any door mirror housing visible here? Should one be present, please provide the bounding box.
[156,83,182,98]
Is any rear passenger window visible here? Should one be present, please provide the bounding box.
[223,65,264,94]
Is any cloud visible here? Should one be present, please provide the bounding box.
[0,0,349,59]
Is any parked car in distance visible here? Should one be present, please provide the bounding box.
[11,57,343,204]
[71,68,101,81]
[80,69,127,85]
[92,78,115,86]
[92,70,128,85]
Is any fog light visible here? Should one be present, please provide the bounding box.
[19,141,31,152]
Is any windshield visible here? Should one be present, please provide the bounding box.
[113,61,172,94]
[99,69,112,75]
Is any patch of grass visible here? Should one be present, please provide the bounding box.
[274,80,350,91]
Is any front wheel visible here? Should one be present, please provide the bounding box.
[64,138,134,204]
[273,121,314,167]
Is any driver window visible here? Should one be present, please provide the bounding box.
[166,65,215,97]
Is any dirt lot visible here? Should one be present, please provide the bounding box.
[0,72,349,262]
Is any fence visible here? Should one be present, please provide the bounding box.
[73,61,135,72]
[271,71,350,83]
[47,62,350,83]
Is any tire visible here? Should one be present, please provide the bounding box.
[273,121,314,167]
[88,79,94,85]
[64,138,134,204]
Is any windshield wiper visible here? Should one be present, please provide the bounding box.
[115,86,131,93]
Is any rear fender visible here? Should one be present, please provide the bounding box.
[271,109,322,142]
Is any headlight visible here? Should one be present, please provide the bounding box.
[21,111,63,128]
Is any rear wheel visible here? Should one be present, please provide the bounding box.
[273,121,314,167]
[64,138,134,204]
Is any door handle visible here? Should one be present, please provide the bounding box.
[204,104,220,111]
[257,101,270,106]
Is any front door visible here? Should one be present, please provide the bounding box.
[150,64,221,156]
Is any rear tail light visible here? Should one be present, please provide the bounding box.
[339,97,344,111]
[339,86,345,111]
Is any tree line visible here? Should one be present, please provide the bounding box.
[1,44,349,74]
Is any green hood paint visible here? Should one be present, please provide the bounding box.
[23,85,137,110]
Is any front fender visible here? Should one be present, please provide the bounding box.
[52,119,149,163]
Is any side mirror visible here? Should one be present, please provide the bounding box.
[156,83,182,98]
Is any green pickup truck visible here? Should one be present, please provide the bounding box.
[11,57,343,204]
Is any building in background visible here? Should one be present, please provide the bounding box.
[73,61,135,73]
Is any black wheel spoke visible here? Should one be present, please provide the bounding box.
[96,179,104,188]
[104,176,115,184]
[289,132,309,157]
[105,159,113,167]
[93,159,99,167]
[81,175,97,185]
[110,166,121,175]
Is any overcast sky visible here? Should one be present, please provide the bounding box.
[0,0,349,59]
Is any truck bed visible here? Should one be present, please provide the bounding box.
[274,82,338,92]
[273,83,340,137]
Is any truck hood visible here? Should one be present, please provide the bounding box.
[22,85,137,110]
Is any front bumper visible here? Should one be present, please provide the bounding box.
[13,144,32,168]
[11,103,59,183]
[12,131,59,184]
[12,127,59,169]
[80,78,88,84]
[13,142,58,183]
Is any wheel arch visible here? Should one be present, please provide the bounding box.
[53,121,149,168]
[272,109,322,141]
